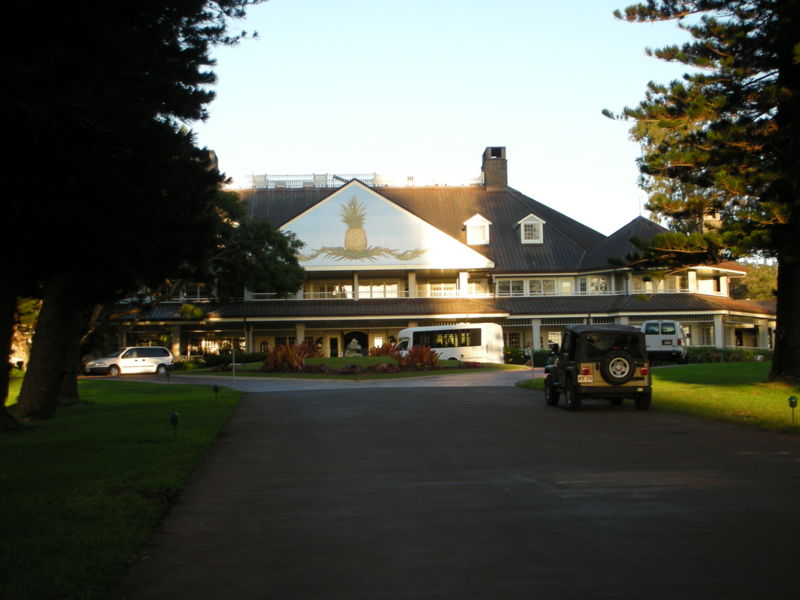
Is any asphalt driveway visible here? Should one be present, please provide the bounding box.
[114,385,800,599]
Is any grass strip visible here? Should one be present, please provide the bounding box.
[0,380,240,600]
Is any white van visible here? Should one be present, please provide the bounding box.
[640,321,687,362]
[396,323,504,363]
[84,346,174,376]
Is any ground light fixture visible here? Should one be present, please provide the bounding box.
[170,411,180,440]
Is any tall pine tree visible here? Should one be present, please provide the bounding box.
[1,2,268,420]
[608,0,800,381]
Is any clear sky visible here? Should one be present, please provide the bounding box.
[193,0,693,236]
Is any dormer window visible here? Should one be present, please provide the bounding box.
[464,214,492,245]
[518,214,545,244]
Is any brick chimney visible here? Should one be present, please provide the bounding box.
[481,146,507,191]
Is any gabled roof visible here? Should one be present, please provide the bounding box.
[580,216,667,270]
[240,184,606,273]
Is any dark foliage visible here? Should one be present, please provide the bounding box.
[609,0,800,381]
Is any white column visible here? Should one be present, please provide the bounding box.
[295,323,306,345]
[531,319,542,350]
[170,325,181,358]
[407,271,417,298]
[244,323,253,353]
[757,320,769,349]
[353,273,359,299]
[688,270,698,292]
[459,272,470,297]
[713,314,725,348]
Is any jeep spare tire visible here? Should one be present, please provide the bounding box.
[600,350,635,385]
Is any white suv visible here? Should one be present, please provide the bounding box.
[84,346,173,376]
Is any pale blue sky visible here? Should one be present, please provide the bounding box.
[193,0,692,235]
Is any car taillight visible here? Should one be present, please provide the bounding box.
[581,366,591,376]
[677,339,683,346]
[640,366,650,375]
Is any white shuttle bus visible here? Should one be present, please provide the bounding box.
[396,323,504,363]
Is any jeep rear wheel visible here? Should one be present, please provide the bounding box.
[600,351,635,385]
[544,374,560,406]
[564,379,582,411]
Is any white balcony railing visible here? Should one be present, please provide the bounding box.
[240,287,726,302]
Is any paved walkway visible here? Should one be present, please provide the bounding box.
[123,366,540,392]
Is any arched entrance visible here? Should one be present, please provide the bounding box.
[343,331,368,357]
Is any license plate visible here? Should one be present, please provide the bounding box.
[662,340,673,345]
[578,375,593,383]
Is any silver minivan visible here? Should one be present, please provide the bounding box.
[84,346,173,376]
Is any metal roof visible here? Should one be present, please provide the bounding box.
[239,184,609,273]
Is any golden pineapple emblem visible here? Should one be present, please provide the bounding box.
[341,196,368,251]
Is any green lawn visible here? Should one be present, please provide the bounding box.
[0,380,240,600]
[649,362,799,432]
[519,362,799,433]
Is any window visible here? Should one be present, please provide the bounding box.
[518,214,545,244]
[529,279,556,295]
[505,332,521,348]
[578,276,608,294]
[467,223,489,244]
[583,332,645,360]
[468,279,491,295]
[413,329,482,348]
[497,280,524,296]
[424,281,458,297]
[523,222,541,242]
[358,282,399,298]
[317,283,353,298]
[464,214,492,245]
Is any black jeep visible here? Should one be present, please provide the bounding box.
[543,324,652,411]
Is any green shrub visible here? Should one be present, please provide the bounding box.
[503,347,527,365]
[686,347,773,364]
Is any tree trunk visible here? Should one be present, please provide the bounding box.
[16,274,82,420]
[0,283,19,429]
[58,314,84,405]
[769,254,800,382]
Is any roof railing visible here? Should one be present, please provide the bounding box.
[247,172,483,189]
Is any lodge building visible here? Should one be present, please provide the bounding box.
[120,147,776,358]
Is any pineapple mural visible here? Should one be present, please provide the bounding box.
[297,191,428,263]
[341,197,368,252]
